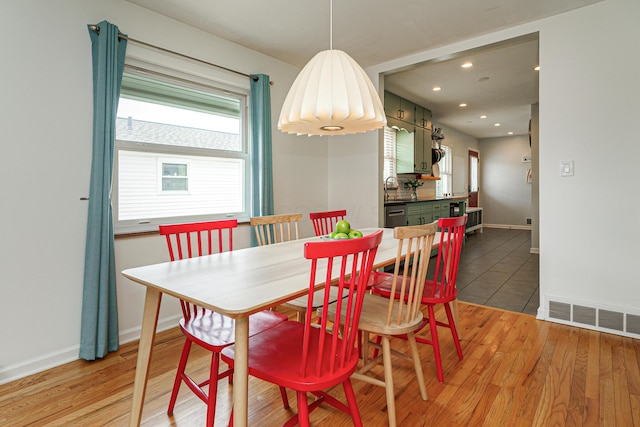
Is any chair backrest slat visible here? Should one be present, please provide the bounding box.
[250,214,302,246]
[385,223,438,327]
[300,230,383,378]
[159,219,238,320]
[309,210,347,236]
[428,215,467,300]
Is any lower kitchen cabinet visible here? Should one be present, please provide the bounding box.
[407,200,451,226]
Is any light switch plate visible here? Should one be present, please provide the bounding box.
[560,160,574,177]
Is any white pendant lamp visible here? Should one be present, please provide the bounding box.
[277,1,386,136]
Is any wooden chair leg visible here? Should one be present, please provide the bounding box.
[382,336,397,427]
[407,332,428,401]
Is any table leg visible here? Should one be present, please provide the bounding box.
[233,317,249,427]
[129,288,162,427]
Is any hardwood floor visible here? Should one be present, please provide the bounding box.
[2,303,639,426]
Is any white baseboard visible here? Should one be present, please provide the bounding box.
[530,247,540,254]
[484,224,532,231]
[0,314,181,385]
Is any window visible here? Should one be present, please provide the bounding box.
[113,68,249,234]
[383,125,397,183]
[161,161,188,192]
[436,145,453,197]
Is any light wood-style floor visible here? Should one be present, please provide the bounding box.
[2,303,639,426]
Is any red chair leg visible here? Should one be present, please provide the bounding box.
[206,352,221,427]
[444,302,464,359]
[297,391,311,427]
[279,386,290,409]
[168,338,192,414]
[343,379,363,427]
[428,305,444,382]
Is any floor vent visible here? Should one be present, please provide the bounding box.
[547,299,639,337]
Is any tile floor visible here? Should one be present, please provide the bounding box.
[456,228,539,315]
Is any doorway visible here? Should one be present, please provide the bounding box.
[468,149,479,207]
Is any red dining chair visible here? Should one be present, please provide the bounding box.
[221,230,384,427]
[325,223,437,427]
[159,219,289,426]
[371,215,467,383]
[309,210,347,236]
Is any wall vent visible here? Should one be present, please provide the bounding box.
[547,299,640,337]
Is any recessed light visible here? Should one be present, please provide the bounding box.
[480,115,487,119]
[494,123,501,127]
[432,86,442,92]
[459,103,467,107]
[534,65,540,71]
[508,131,514,135]
[461,62,473,68]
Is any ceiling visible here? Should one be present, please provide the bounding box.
[126,0,602,139]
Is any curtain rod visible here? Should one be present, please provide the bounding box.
[89,24,273,84]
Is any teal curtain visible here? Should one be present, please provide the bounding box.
[79,21,127,360]
[250,74,274,246]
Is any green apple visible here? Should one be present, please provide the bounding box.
[333,232,350,239]
[335,220,351,234]
[348,229,363,239]
[330,231,339,238]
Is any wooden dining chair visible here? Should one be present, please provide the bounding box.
[325,223,437,427]
[251,213,328,321]
[159,219,289,426]
[250,213,302,245]
[371,215,467,383]
[309,209,347,236]
[221,230,384,427]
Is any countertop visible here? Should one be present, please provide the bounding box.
[384,195,468,206]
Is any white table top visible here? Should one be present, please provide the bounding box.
[122,227,408,317]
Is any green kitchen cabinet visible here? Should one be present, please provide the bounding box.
[414,127,431,174]
[415,105,432,130]
[384,91,415,124]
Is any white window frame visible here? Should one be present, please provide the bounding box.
[113,65,250,234]
[436,144,453,197]
[159,158,190,194]
[383,125,397,183]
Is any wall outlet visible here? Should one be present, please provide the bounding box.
[526,217,532,225]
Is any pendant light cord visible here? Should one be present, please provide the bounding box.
[329,0,333,50]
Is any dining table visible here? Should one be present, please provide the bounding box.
[122,226,448,426]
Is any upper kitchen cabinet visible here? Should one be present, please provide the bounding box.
[415,105,432,130]
[384,91,414,124]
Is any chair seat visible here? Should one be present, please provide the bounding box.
[181,309,288,350]
[325,293,423,336]
[284,286,342,310]
[370,272,458,304]
[221,321,359,391]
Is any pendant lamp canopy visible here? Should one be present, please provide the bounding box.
[277,2,386,136]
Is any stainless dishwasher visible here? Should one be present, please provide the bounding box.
[384,204,408,228]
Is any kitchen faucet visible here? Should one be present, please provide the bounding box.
[384,176,398,202]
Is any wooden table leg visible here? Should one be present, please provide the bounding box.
[233,317,249,427]
[129,288,162,427]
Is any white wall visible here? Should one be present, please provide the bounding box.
[479,135,532,226]
[3,0,640,384]
[367,0,640,331]
[0,0,326,383]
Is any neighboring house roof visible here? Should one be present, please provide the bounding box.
[116,117,240,151]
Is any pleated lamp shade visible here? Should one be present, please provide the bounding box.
[278,49,387,136]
